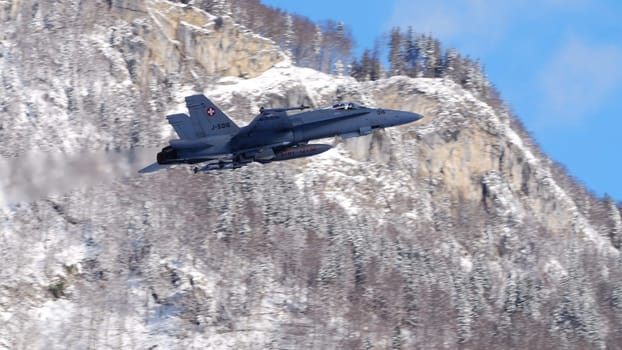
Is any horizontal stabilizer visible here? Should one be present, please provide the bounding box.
[138,162,171,174]
[167,113,198,139]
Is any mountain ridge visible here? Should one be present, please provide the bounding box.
[1,1,622,349]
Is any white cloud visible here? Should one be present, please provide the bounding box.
[538,38,622,125]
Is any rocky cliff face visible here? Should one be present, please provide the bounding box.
[0,0,281,154]
[2,1,622,349]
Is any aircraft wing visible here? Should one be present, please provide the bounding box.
[138,162,172,174]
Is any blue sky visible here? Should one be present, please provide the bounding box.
[261,0,622,201]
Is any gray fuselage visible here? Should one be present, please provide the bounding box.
[229,105,421,153]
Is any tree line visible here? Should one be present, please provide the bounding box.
[351,27,496,99]
[185,0,496,99]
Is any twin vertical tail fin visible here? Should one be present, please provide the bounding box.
[166,94,239,140]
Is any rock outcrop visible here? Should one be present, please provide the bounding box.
[0,0,281,154]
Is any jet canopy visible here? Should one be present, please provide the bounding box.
[326,102,366,110]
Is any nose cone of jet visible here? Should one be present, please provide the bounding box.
[397,111,423,125]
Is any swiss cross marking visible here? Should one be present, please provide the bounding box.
[206,106,216,117]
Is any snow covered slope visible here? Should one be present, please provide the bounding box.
[1,1,622,349]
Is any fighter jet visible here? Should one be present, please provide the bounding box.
[139,94,423,173]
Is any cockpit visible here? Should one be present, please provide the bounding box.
[326,102,366,110]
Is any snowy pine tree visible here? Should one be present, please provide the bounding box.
[283,13,294,59]
[333,59,344,77]
[360,49,372,81]
[389,28,405,76]
[403,27,419,77]
[463,58,490,96]
[312,24,323,70]
[443,48,463,82]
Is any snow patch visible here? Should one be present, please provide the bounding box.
[460,255,473,273]
[543,259,567,279]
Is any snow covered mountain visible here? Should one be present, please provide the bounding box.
[2,1,622,349]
